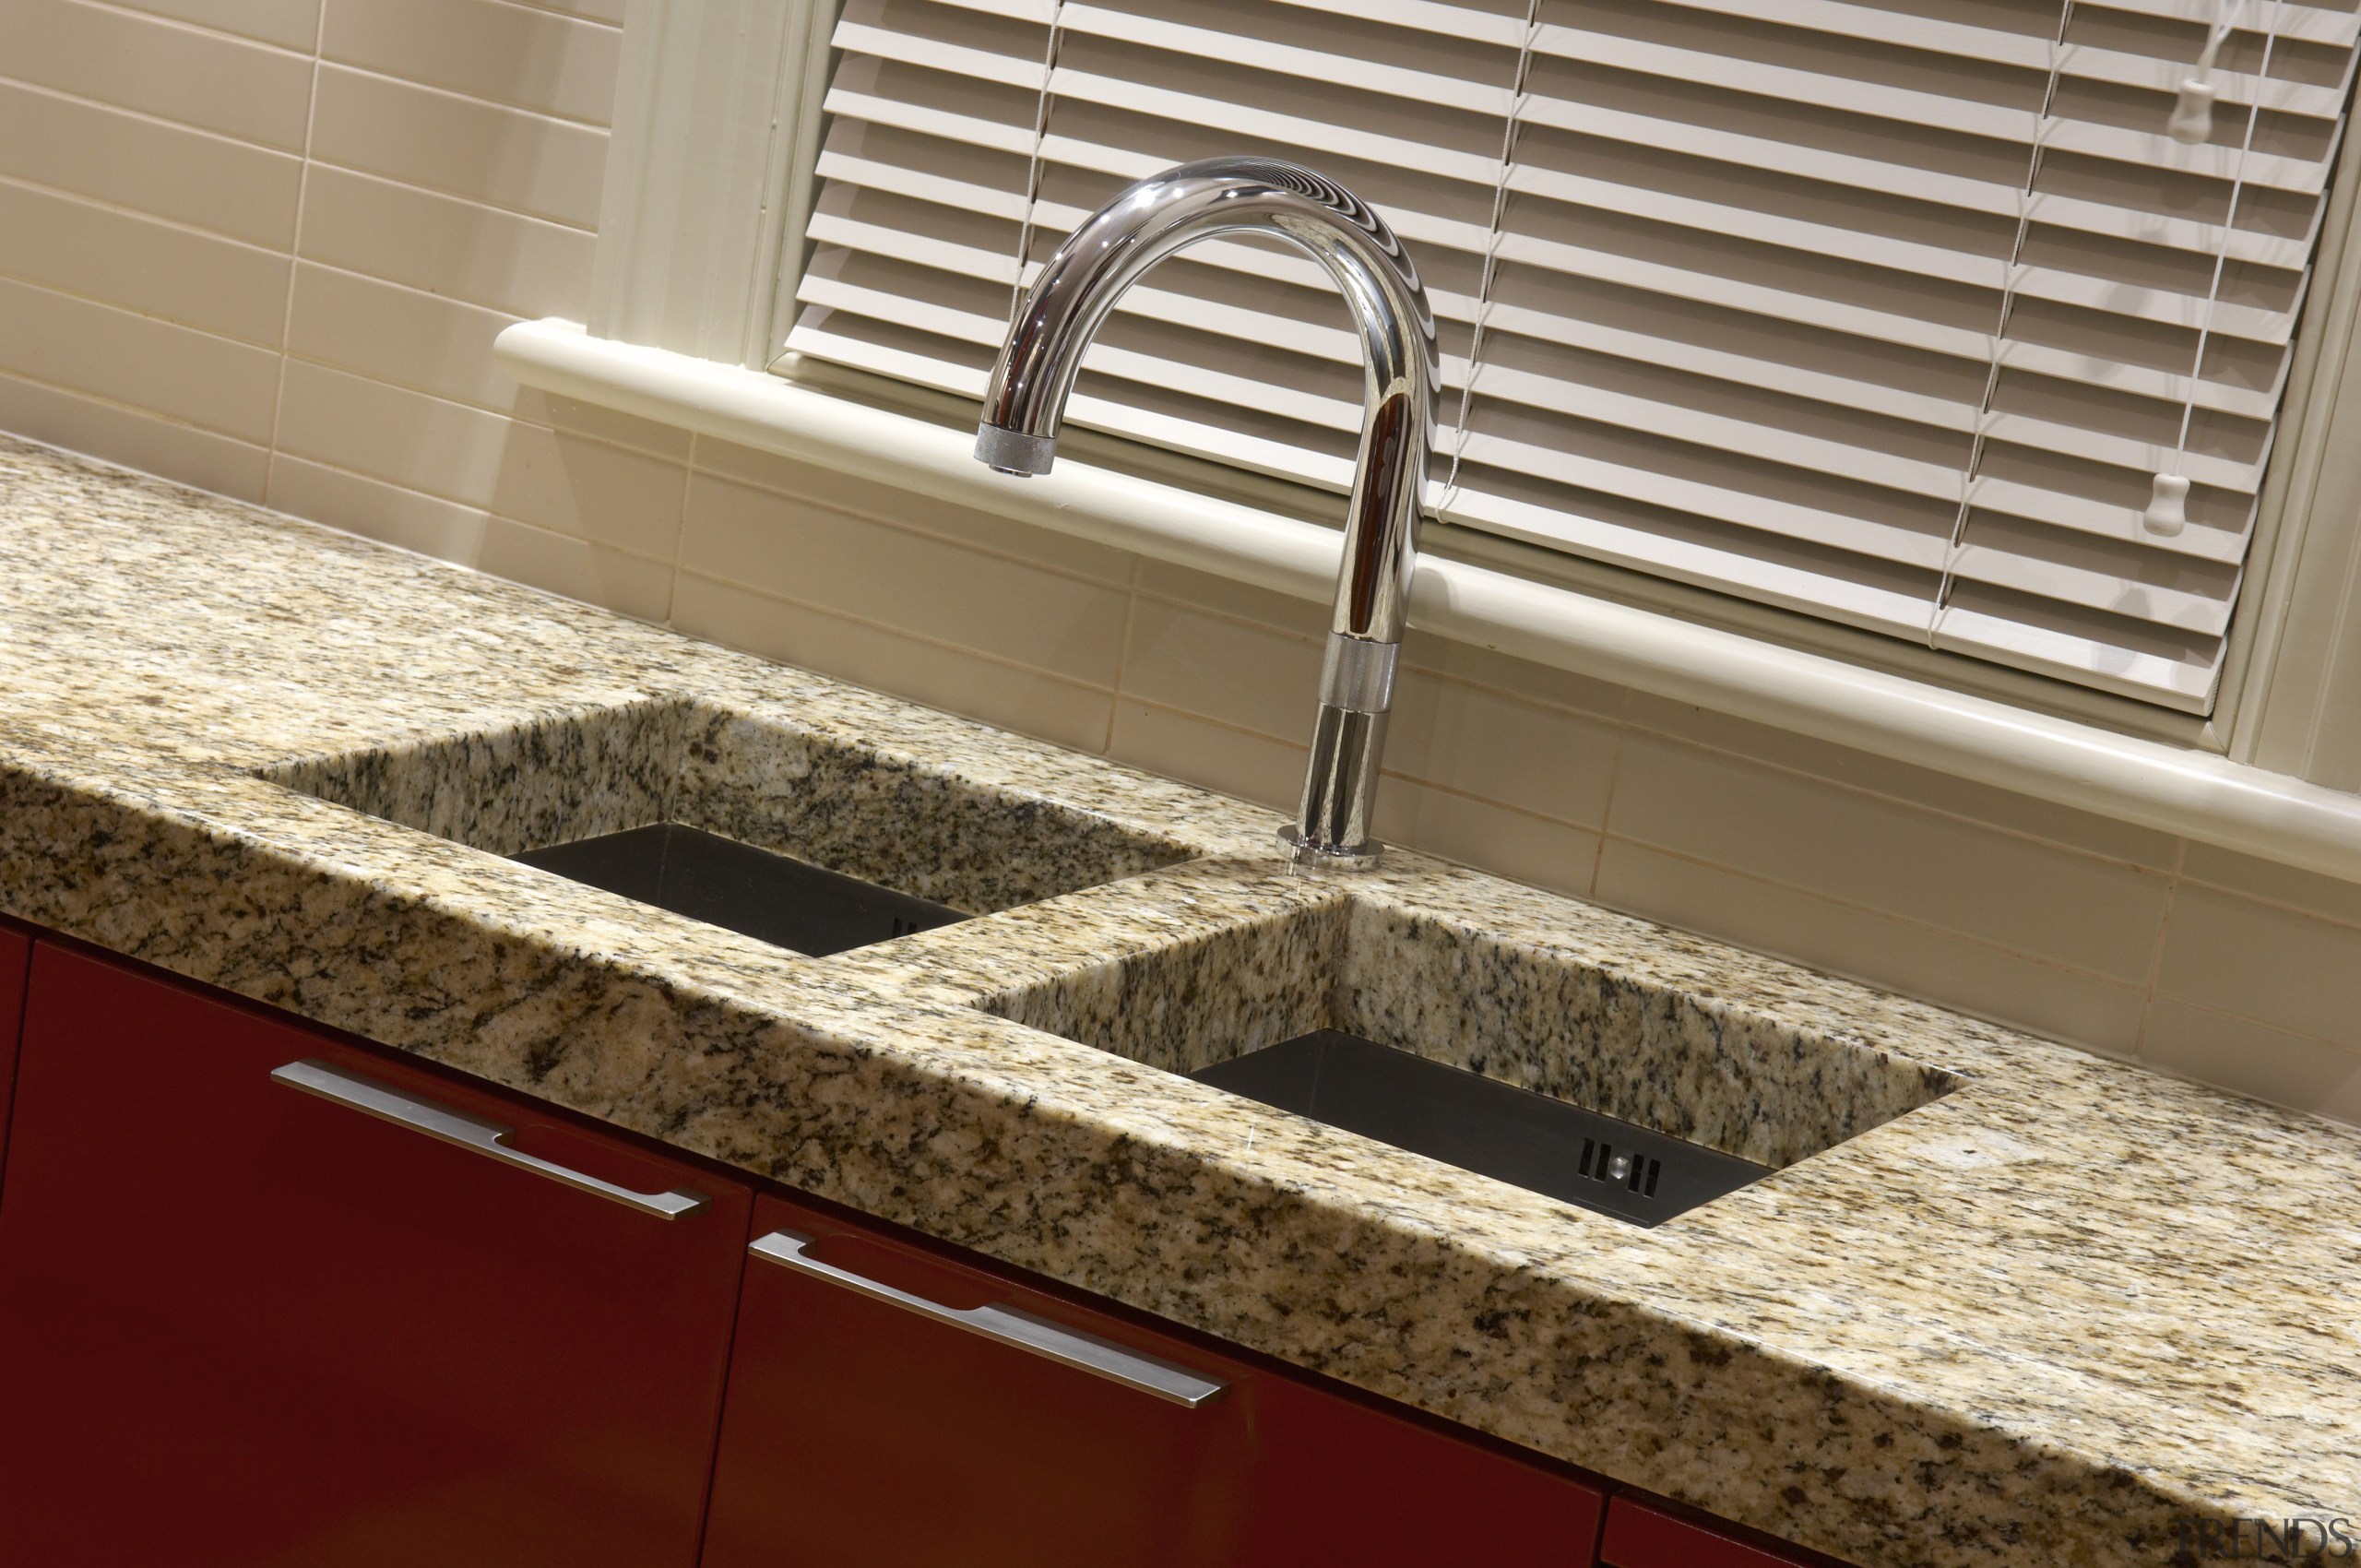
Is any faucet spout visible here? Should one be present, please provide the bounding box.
[975,157,1439,870]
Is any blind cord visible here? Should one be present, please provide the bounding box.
[1438,0,1543,517]
[2145,0,2283,539]
[2171,0,2256,144]
[1928,0,2075,645]
[1006,0,1067,331]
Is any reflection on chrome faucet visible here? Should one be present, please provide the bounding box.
[973,157,1439,871]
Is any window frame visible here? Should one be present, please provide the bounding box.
[585,0,2361,779]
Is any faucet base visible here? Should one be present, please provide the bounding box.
[1276,824,1384,872]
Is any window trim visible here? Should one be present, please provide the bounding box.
[535,0,2361,879]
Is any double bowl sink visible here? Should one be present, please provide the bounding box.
[259,696,1960,1230]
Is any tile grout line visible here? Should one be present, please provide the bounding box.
[0,167,300,256]
[2142,990,2361,1063]
[2172,870,2361,939]
[475,0,625,30]
[1101,559,1144,755]
[72,0,318,61]
[260,0,332,511]
[299,149,601,234]
[0,72,314,159]
[0,363,267,456]
[667,434,698,629]
[1586,716,1629,900]
[3,267,299,361]
[317,54,617,135]
[2131,837,2189,1063]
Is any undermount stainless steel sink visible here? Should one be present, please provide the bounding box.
[982,897,1961,1228]
[257,695,1958,1229]
[257,697,1192,958]
[514,823,967,958]
[1197,1028,1770,1225]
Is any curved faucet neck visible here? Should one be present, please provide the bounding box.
[977,157,1440,869]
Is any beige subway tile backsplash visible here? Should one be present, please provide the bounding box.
[0,370,271,503]
[273,362,685,560]
[0,0,314,149]
[322,0,620,125]
[310,65,608,227]
[1397,628,1627,725]
[1622,692,2182,872]
[285,262,523,411]
[113,0,321,52]
[514,388,694,462]
[0,276,282,443]
[0,80,304,249]
[2142,1002,2361,1125]
[0,180,291,348]
[680,473,1133,689]
[2179,841,2361,930]
[693,436,1141,588]
[269,455,674,624]
[1119,595,1325,743]
[1374,780,1599,898]
[1608,731,2171,983]
[672,574,1118,754]
[297,165,597,321]
[1383,672,1619,832]
[1106,699,1306,812]
[1594,839,2153,1057]
[2156,887,2361,1054]
[9,0,2361,1130]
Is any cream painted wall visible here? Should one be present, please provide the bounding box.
[4,0,2359,1124]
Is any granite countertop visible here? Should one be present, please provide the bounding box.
[3,435,2355,1568]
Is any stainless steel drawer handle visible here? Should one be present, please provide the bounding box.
[750,1229,1228,1408]
[270,1059,708,1219]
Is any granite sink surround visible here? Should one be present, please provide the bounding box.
[262,695,1194,921]
[5,433,2359,1568]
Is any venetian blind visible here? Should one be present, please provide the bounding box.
[784,0,2361,712]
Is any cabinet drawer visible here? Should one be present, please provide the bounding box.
[703,1193,1603,1567]
[0,942,753,1568]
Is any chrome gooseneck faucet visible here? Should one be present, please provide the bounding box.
[974,157,1439,871]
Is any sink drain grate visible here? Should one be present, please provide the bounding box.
[1578,1138,1662,1199]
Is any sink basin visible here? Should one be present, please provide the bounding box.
[982,896,1960,1226]
[514,823,966,957]
[259,697,1192,956]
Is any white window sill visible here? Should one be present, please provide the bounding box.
[494,316,2361,885]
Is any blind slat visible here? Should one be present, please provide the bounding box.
[793,0,2358,711]
[843,4,2336,267]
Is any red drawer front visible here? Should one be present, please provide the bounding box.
[0,920,28,1180]
[1603,1494,1832,1568]
[703,1193,1604,1568]
[0,942,753,1568]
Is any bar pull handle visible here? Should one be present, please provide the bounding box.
[749,1229,1227,1408]
[270,1059,708,1219]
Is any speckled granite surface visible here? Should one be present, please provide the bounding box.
[4,434,2357,1568]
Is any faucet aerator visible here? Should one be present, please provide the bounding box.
[973,424,1057,477]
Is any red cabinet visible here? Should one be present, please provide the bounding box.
[0,942,753,1568]
[0,931,1832,1568]
[0,918,28,1182]
[701,1193,1605,1567]
[1603,1493,1838,1568]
